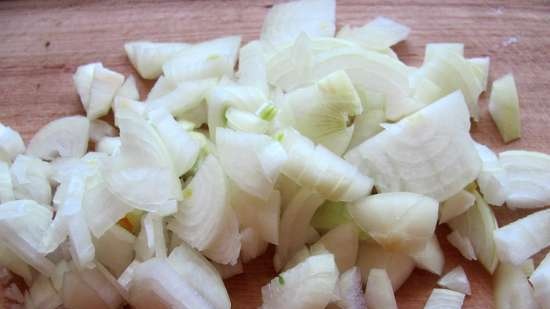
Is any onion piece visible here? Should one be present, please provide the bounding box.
[493,208,550,266]
[437,266,471,295]
[225,107,271,134]
[278,70,361,155]
[357,242,415,291]
[261,253,339,309]
[86,66,125,119]
[489,73,521,143]
[135,213,167,261]
[0,242,32,284]
[124,41,189,79]
[240,227,269,263]
[494,262,539,309]
[281,128,373,202]
[213,260,244,279]
[26,116,90,161]
[146,75,177,101]
[309,223,358,272]
[365,268,397,309]
[468,57,490,91]
[274,188,324,272]
[51,261,70,292]
[0,123,25,162]
[94,224,136,277]
[217,128,286,200]
[168,155,240,265]
[500,150,550,209]
[115,75,140,100]
[348,88,386,149]
[146,79,216,117]
[96,137,121,156]
[89,120,116,143]
[10,154,52,205]
[63,264,123,309]
[117,260,141,291]
[423,288,465,309]
[238,40,269,95]
[348,192,439,253]
[260,0,335,48]
[73,62,103,111]
[475,143,508,206]
[448,191,498,272]
[530,252,550,309]
[0,161,15,203]
[332,267,366,309]
[345,91,481,202]
[27,275,63,309]
[424,43,464,63]
[439,190,475,224]
[446,230,477,261]
[0,200,55,276]
[311,201,352,232]
[409,235,445,276]
[337,16,410,50]
[163,36,241,83]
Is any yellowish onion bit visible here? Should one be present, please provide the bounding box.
[1,0,548,308]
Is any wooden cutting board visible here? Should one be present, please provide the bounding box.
[0,1,549,308]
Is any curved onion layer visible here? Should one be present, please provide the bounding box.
[95,225,136,277]
[348,87,385,149]
[240,227,269,263]
[448,191,498,273]
[135,213,167,261]
[310,223,358,272]
[238,40,269,94]
[27,116,90,161]
[280,128,373,202]
[10,155,52,205]
[168,243,231,309]
[357,242,415,291]
[0,123,25,162]
[348,192,438,253]
[438,266,471,295]
[446,230,477,261]
[129,257,229,309]
[89,120,116,144]
[146,79,216,117]
[146,76,177,101]
[83,65,124,119]
[530,253,550,309]
[231,186,280,245]
[260,0,335,48]
[261,253,339,309]
[337,16,410,51]
[168,155,240,265]
[0,200,55,276]
[217,128,287,200]
[124,41,189,79]
[278,70,361,155]
[469,57,490,91]
[493,208,550,266]
[500,150,550,209]
[274,188,324,271]
[409,235,445,276]
[73,62,103,115]
[423,288,465,309]
[163,36,241,83]
[332,267,366,309]
[494,263,539,309]
[489,74,521,143]
[115,75,140,101]
[439,190,475,224]
[225,107,271,134]
[475,143,508,206]
[345,91,481,202]
[365,268,397,309]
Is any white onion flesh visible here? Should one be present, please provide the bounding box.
[423,288,465,309]
[86,66,125,119]
[0,161,15,203]
[494,262,540,309]
[309,223,358,272]
[94,224,136,277]
[365,268,398,309]
[146,79,216,117]
[475,143,508,206]
[0,123,25,162]
[337,16,410,50]
[437,266,471,295]
[489,73,521,143]
[530,253,550,309]
[348,87,386,149]
[238,40,269,94]
[10,154,52,205]
[332,267,366,309]
[409,235,445,276]
[446,230,477,261]
[89,119,117,143]
[239,227,269,263]
[115,75,140,100]
[27,275,63,309]
[124,41,189,79]
[439,190,475,224]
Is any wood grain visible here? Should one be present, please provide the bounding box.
[1,1,549,308]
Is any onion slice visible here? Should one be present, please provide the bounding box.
[365,268,397,309]
[423,288,465,309]
[437,266,471,295]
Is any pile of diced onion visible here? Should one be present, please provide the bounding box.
[0,0,548,308]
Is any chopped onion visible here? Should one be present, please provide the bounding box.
[27,275,62,309]
[73,62,103,113]
[135,213,167,261]
[115,75,140,100]
[424,43,464,64]
[274,188,324,271]
[146,75,177,101]
[95,137,121,156]
[494,262,539,309]
[446,230,477,261]
[332,267,366,309]
[27,116,90,161]
[168,155,241,265]
[337,16,410,50]
[89,120,117,143]
[240,227,269,263]
[94,224,136,277]
[124,41,189,79]
[475,143,508,206]
[310,201,352,232]
[348,87,386,149]
[117,260,141,291]
[439,190,475,224]
[278,70,361,155]
[365,268,397,309]
[409,235,445,276]
[217,128,286,200]
[280,128,373,202]
[345,91,481,202]
[0,161,15,203]
[309,223,358,271]
[261,253,339,309]
[356,242,415,291]
[10,154,52,205]
[468,57,490,91]
[260,0,335,48]
[493,208,550,266]
[238,40,269,95]
[437,266,471,295]
[423,288,465,309]
[500,150,550,209]
[489,73,521,143]
[0,123,25,162]
[225,107,271,134]
[448,191,498,272]
[213,260,244,279]
[86,65,125,119]
[163,36,241,83]
[146,79,216,117]
[348,192,439,253]
[0,242,32,284]
[530,253,550,309]
[63,264,123,309]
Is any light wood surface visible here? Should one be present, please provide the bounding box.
[1,1,549,308]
